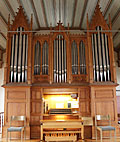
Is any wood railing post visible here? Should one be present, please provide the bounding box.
[87,14,93,83]
[4,15,10,84]
[109,15,117,83]
[27,15,33,84]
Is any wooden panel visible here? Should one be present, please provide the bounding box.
[43,88,78,94]
[95,101,115,120]
[31,102,36,113]
[79,101,90,114]
[7,91,26,99]
[31,91,36,99]
[30,116,40,125]
[117,96,120,114]
[31,102,42,114]
[36,92,41,99]
[95,90,114,98]
[36,102,42,113]
[7,103,26,121]
[79,89,89,99]
[30,126,40,138]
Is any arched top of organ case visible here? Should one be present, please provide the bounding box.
[10,6,31,32]
[89,2,110,31]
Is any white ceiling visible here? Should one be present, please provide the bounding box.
[0,0,120,50]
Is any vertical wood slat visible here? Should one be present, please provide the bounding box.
[27,31,32,84]
[34,42,37,75]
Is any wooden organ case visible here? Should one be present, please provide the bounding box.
[2,4,118,140]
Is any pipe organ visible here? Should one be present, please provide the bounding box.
[2,4,118,140]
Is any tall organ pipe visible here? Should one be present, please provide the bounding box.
[20,28,24,82]
[103,34,108,81]
[106,36,111,81]
[12,34,16,82]
[16,27,20,82]
[96,31,101,81]
[54,40,56,82]
[64,40,67,82]
[38,42,40,75]
[59,35,61,82]
[9,37,13,82]
[24,34,27,82]
[99,27,105,81]
[92,34,97,81]
[57,38,59,82]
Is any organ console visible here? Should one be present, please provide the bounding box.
[2,3,118,141]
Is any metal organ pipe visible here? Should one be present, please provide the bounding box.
[24,34,27,82]
[42,41,48,75]
[64,40,67,82]
[59,35,61,82]
[72,41,78,75]
[92,34,97,81]
[62,39,64,82]
[16,27,20,82]
[20,27,24,82]
[79,41,86,75]
[34,41,41,75]
[9,37,13,82]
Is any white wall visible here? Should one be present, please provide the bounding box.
[115,52,120,96]
[0,53,5,112]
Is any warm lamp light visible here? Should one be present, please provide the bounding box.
[55,115,67,121]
